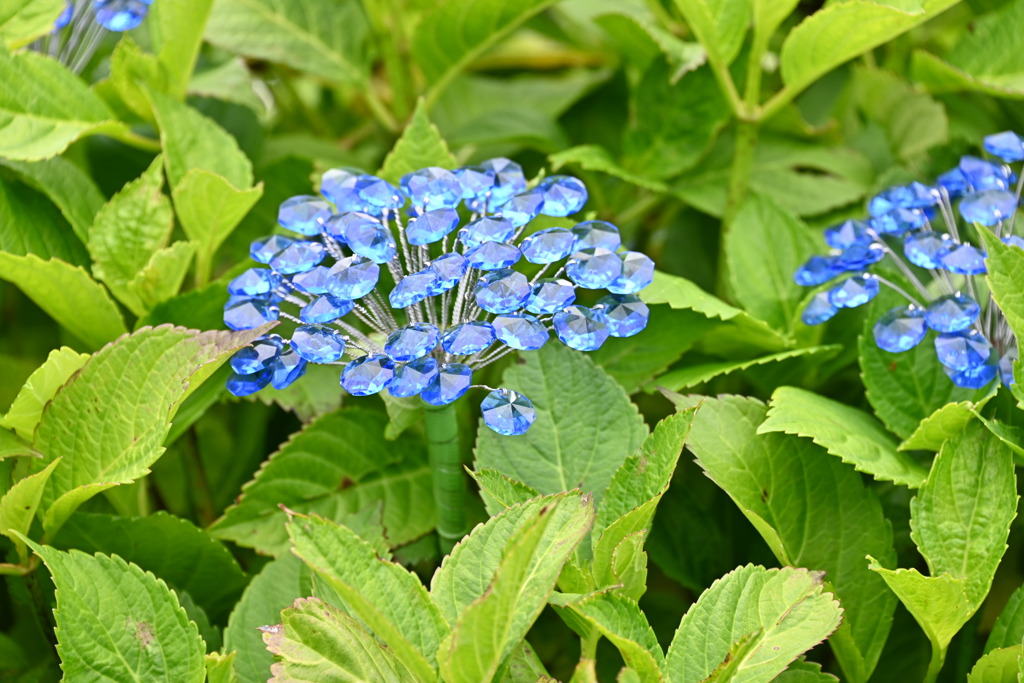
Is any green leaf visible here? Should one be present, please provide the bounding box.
[911,420,1017,606]
[437,493,594,682]
[968,647,1024,683]
[0,252,127,350]
[377,100,457,183]
[211,408,433,555]
[0,0,64,48]
[104,38,167,121]
[1,346,89,440]
[123,241,197,313]
[204,652,238,683]
[898,398,993,451]
[29,325,264,534]
[204,0,371,86]
[851,67,948,163]
[0,50,132,161]
[652,345,840,392]
[773,660,840,682]
[987,583,1024,653]
[473,344,648,505]
[0,426,37,459]
[751,0,799,51]
[549,144,667,193]
[411,0,557,102]
[381,392,423,441]
[758,386,928,487]
[671,0,750,67]
[148,0,215,99]
[0,459,60,552]
[264,597,417,682]
[470,468,540,516]
[666,564,843,683]
[26,540,206,682]
[287,513,449,681]
[1,156,105,243]
[50,511,246,623]
[685,396,897,683]
[779,0,960,98]
[255,362,345,422]
[979,230,1024,345]
[224,553,313,683]
[0,173,88,264]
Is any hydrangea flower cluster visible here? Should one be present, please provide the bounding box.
[222,160,654,435]
[33,0,152,73]
[795,131,1024,390]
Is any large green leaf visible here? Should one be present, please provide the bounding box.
[1,347,89,440]
[0,0,64,47]
[851,67,948,163]
[148,0,214,99]
[264,597,417,682]
[211,408,433,555]
[0,174,88,264]
[377,100,457,183]
[473,343,648,505]
[986,583,1024,652]
[967,647,1024,683]
[1,157,105,243]
[653,346,840,392]
[666,564,842,683]
[684,396,897,683]
[0,252,127,350]
[670,0,750,67]
[26,541,206,682]
[758,386,927,487]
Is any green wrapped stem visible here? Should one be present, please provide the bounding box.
[424,402,466,553]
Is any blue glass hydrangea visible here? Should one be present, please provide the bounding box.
[32,0,154,74]
[795,130,1023,390]
[225,162,655,434]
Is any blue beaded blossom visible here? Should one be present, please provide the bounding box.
[795,131,1024,390]
[224,160,654,435]
[31,0,153,73]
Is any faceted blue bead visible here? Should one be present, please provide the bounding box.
[459,217,516,249]
[400,167,463,210]
[572,220,621,251]
[934,329,991,371]
[984,131,1024,163]
[341,355,395,396]
[554,305,609,351]
[422,363,473,406]
[834,243,885,272]
[960,156,1011,191]
[227,368,272,397]
[291,325,346,364]
[607,252,655,294]
[228,268,281,297]
[94,0,149,30]
[326,256,379,300]
[389,357,439,398]
[526,278,576,314]
[944,362,998,389]
[474,269,530,314]
[300,294,353,324]
[55,3,73,29]
[455,166,497,202]
[566,248,623,289]
[270,347,307,390]
[390,270,441,308]
[959,189,1017,226]
[924,294,980,333]
[940,244,987,275]
[598,294,649,338]
[481,389,536,436]
[802,291,838,325]
[231,334,284,374]
[353,175,404,213]
[870,207,928,235]
[250,234,295,264]
[278,195,332,236]
[537,176,588,217]
[406,208,460,245]
[872,306,926,353]
[441,322,495,355]
[224,297,279,330]
[521,228,576,264]
[828,275,879,309]
[870,183,939,216]
[269,240,326,274]
[320,168,362,209]
[466,242,521,270]
[1005,235,1024,250]
[937,168,969,198]
[429,252,468,291]
[824,219,872,249]
[290,266,332,295]
[1000,350,1018,386]
[478,158,526,209]
[338,213,396,263]
[321,215,348,242]
[904,231,952,269]
[794,255,840,286]
[499,191,544,227]
[492,314,548,350]
[385,323,439,362]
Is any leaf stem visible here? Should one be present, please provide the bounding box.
[924,641,946,683]
[424,402,465,554]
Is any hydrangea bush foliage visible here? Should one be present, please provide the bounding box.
[2,1,1024,682]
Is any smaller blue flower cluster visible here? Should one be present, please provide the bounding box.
[33,1,152,73]
[796,131,1024,390]
[223,159,654,435]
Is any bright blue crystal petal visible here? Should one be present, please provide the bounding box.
[937,168,969,198]
[481,389,536,436]
[459,217,516,249]
[492,314,548,350]
[390,270,441,308]
[794,255,840,286]
[224,298,279,330]
[422,363,473,406]
[55,3,73,28]
[326,256,379,300]
[466,242,521,270]
[441,322,495,355]
[478,158,526,209]
[828,275,879,309]
[834,243,885,272]
[607,252,655,294]
[341,355,395,396]
[291,325,346,363]
[553,305,609,351]
[904,231,952,269]
[537,176,588,216]
[924,294,981,333]
[385,323,439,362]
[944,362,997,389]
[400,167,463,210]
[526,278,576,314]
[337,213,396,263]
[934,329,991,370]
[521,228,576,264]
[872,306,927,353]
[824,219,872,249]
[984,131,1024,162]
[94,0,149,30]
[270,347,307,390]
[406,208,460,245]
[566,248,623,289]
[499,191,544,227]
[598,294,649,337]
[320,167,363,210]
[226,368,273,396]
[250,234,295,264]
[353,175,404,213]
[455,166,496,201]
[802,291,838,325]
[959,189,1018,226]
[278,195,332,236]
[388,357,439,397]
[572,220,621,251]
[300,294,353,324]
[429,252,468,291]
[290,266,332,295]
[228,268,281,297]
[230,335,284,374]
[474,269,530,314]
[940,244,987,275]
[960,155,1012,192]
[269,240,326,274]
[870,207,928,236]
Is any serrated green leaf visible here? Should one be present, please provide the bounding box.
[0,252,127,350]
[188,58,267,114]
[751,0,799,52]
[26,540,206,682]
[205,652,238,683]
[758,386,927,487]
[473,344,647,505]
[594,12,706,76]
[979,230,1024,345]
[987,583,1024,653]
[0,426,37,459]
[652,345,840,392]
[437,494,594,682]
[685,396,897,683]
[287,513,448,680]
[123,240,197,314]
[666,564,843,683]
[51,511,246,623]
[211,408,433,555]
[264,597,417,682]
[1,156,105,242]
[968,646,1024,682]
[549,144,667,193]
[377,100,456,183]
[852,67,948,162]
[0,0,64,47]
[470,468,540,516]
[898,397,993,451]
[104,37,167,121]
[1,347,89,440]
[0,173,88,264]
[148,0,214,99]
[0,458,59,553]
[773,660,840,682]
[670,0,750,68]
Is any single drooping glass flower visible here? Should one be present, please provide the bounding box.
[30,0,153,73]
[223,160,655,435]
[795,130,1024,390]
